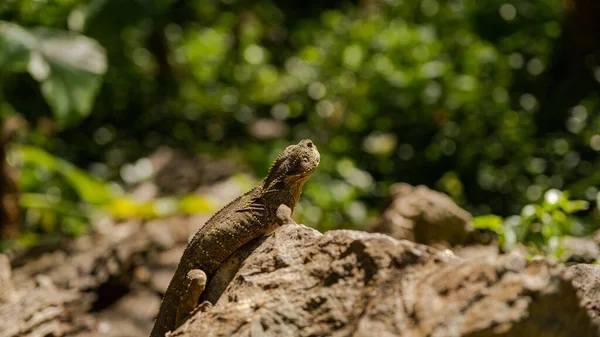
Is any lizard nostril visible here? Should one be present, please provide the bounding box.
[306,141,313,148]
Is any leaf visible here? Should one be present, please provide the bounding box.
[14,145,116,204]
[70,0,162,36]
[472,214,504,232]
[0,21,107,126]
[0,22,32,72]
[16,232,39,248]
[563,200,589,213]
[107,198,139,218]
[179,195,214,214]
[550,209,567,224]
[20,193,86,217]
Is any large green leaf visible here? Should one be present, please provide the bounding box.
[0,21,107,126]
[0,23,32,72]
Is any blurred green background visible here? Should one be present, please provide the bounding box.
[1,0,599,254]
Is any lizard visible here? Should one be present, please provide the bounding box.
[150,139,320,337]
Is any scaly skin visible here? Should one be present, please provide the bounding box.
[150,139,320,337]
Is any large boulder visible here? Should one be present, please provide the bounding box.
[171,224,599,337]
[368,183,474,246]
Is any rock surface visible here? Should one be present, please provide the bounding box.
[0,219,154,337]
[568,264,600,321]
[561,237,600,264]
[368,183,474,247]
[2,217,600,337]
[172,224,599,337]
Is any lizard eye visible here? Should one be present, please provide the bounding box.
[302,157,309,164]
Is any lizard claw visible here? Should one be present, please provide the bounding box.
[175,269,207,328]
[276,204,297,226]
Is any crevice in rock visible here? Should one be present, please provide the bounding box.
[89,277,132,312]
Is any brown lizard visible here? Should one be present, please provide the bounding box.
[150,139,320,337]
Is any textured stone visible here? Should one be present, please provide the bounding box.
[171,224,599,337]
[368,183,473,246]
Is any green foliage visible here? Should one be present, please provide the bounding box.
[5,144,219,250]
[0,21,107,126]
[15,144,115,204]
[474,189,591,255]
[1,0,600,242]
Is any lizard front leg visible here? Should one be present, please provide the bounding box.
[175,269,207,327]
[276,204,297,226]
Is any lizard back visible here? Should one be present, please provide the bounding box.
[150,187,276,337]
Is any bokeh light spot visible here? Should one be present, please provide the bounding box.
[244,44,265,64]
[526,58,544,76]
[590,135,600,151]
[499,4,517,21]
[508,53,524,69]
[544,189,561,204]
[519,93,537,111]
[421,0,439,17]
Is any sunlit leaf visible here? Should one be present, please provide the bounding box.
[179,195,214,214]
[563,200,589,213]
[472,214,503,231]
[107,198,138,218]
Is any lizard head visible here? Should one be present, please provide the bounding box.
[263,139,320,193]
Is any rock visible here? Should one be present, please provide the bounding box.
[195,174,256,210]
[156,245,186,267]
[130,182,159,202]
[561,237,599,264]
[368,183,474,246]
[150,148,238,197]
[153,149,203,196]
[592,229,600,246]
[167,216,195,244]
[171,225,599,337]
[452,244,500,261]
[0,221,153,337]
[186,214,211,237]
[146,219,177,249]
[133,266,152,284]
[151,269,176,294]
[0,254,14,303]
[94,290,161,337]
[0,254,11,282]
[568,264,600,321]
